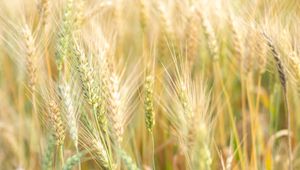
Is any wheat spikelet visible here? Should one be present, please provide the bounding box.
[22,25,37,91]
[144,75,155,132]
[48,100,65,146]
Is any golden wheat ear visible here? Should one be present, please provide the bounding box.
[22,24,37,91]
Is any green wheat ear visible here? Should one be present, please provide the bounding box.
[42,135,55,170]
[56,0,75,73]
[144,75,155,132]
[118,149,140,170]
[63,152,84,170]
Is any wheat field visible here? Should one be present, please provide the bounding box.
[0,0,299,169]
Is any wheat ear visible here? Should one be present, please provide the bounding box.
[118,149,140,170]
[59,83,78,148]
[40,0,50,30]
[263,33,286,91]
[228,14,243,68]
[75,47,107,132]
[144,75,155,132]
[91,139,109,168]
[139,0,148,31]
[196,8,219,61]
[263,32,291,169]
[62,152,84,170]
[56,0,74,73]
[48,98,65,167]
[42,135,55,170]
[185,6,199,68]
[48,100,65,146]
[22,25,37,91]
[107,73,124,144]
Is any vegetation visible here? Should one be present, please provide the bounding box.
[0,0,299,169]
